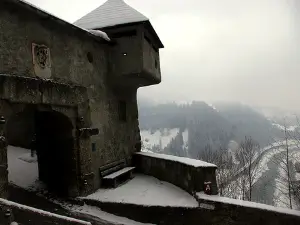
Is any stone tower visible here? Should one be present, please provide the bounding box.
[74,0,164,88]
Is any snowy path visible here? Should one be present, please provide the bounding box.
[7,145,42,191]
[83,174,198,207]
[6,146,156,225]
[9,185,153,225]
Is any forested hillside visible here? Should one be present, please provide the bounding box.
[138,100,282,158]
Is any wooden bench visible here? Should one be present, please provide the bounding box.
[99,160,135,188]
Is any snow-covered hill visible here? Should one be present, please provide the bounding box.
[141,128,189,156]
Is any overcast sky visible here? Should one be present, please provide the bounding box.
[26,0,300,110]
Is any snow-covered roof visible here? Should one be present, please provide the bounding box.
[74,0,149,30]
[9,0,110,43]
[136,152,217,168]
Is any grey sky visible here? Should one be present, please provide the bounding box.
[26,0,300,110]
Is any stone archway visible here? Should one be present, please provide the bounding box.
[3,105,79,197]
[34,109,76,196]
[0,75,95,199]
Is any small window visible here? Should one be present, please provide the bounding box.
[92,143,96,152]
[119,101,127,122]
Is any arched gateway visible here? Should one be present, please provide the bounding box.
[0,75,97,198]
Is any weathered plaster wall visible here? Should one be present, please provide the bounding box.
[0,1,141,191]
[89,87,140,188]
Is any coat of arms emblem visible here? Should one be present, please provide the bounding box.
[35,46,49,69]
[32,43,51,79]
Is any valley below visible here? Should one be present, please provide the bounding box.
[138,100,300,210]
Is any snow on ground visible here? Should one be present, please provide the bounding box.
[70,204,155,225]
[182,129,188,149]
[7,145,43,191]
[7,146,156,224]
[272,123,298,132]
[262,140,298,152]
[291,150,300,165]
[182,129,189,156]
[82,174,198,207]
[296,173,300,181]
[207,103,218,112]
[141,128,179,152]
[19,152,37,163]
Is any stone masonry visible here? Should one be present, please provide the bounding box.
[0,0,163,197]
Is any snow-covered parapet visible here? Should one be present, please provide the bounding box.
[196,192,300,221]
[136,152,216,168]
[0,197,91,225]
[87,29,110,41]
[134,152,218,195]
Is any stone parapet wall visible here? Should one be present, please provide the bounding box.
[196,192,300,225]
[81,196,300,225]
[0,198,91,225]
[133,152,218,194]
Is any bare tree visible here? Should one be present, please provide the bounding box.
[198,144,238,198]
[272,149,293,209]
[271,119,300,209]
[198,144,220,165]
[235,136,261,201]
[285,124,293,208]
[292,180,300,208]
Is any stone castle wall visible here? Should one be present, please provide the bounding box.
[0,0,141,191]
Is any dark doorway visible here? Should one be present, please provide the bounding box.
[34,110,75,196]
